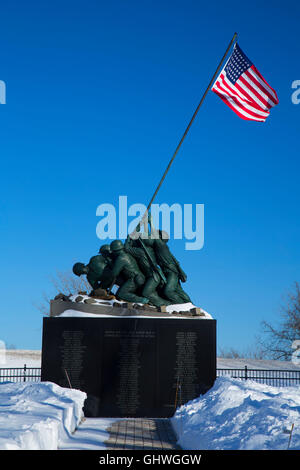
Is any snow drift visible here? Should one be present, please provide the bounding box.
[172,377,300,450]
[0,381,86,450]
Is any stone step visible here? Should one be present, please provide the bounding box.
[105,418,180,450]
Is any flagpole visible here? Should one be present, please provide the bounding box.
[138,32,238,229]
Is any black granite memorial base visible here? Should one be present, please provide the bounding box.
[41,316,216,418]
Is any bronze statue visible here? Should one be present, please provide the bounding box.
[72,215,192,307]
[142,214,192,305]
[124,231,171,307]
[72,254,108,290]
[72,252,116,292]
[108,239,149,304]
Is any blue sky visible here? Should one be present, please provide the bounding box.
[0,0,299,353]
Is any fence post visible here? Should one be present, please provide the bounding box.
[245,365,248,381]
[23,364,27,382]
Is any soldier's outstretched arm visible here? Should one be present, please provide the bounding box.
[128,222,142,241]
[124,234,132,250]
[125,236,142,261]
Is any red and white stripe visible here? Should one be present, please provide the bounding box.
[212,65,279,122]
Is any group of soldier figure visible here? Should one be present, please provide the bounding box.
[72,214,192,307]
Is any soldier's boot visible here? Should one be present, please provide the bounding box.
[142,276,170,307]
[116,279,149,304]
[117,291,149,304]
[163,272,187,304]
[147,294,171,307]
[175,283,192,303]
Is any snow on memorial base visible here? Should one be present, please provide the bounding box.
[0,381,86,450]
[172,376,300,450]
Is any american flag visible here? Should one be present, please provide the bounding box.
[212,43,278,122]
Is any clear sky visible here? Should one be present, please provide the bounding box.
[0,0,299,353]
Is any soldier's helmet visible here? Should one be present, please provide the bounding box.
[72,262,86,276]
[110,240,124,253]
[99,244,111,255]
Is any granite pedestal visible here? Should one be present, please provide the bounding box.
[41,309,216,418]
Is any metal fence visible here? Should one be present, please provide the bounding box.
[217,366,300,387]
[0,365,41,383]
[0,365,300,387]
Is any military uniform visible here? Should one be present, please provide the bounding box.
[109,240,149,304]
[143,236,192,305]
[124,236,170,307]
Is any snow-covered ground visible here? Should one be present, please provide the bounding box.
[0,381,86,450]
[0,377,299,450]
[1,351,299,450]
[0,350,41,368]
[171,377,300,450]
[59,417,118,450]
[217,357,300,371]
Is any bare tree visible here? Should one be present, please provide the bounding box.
[218,344,265,360]
[49,270,90,295]
[218,347,242,359]
[34,270,90,316]
[258,282,300,361]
